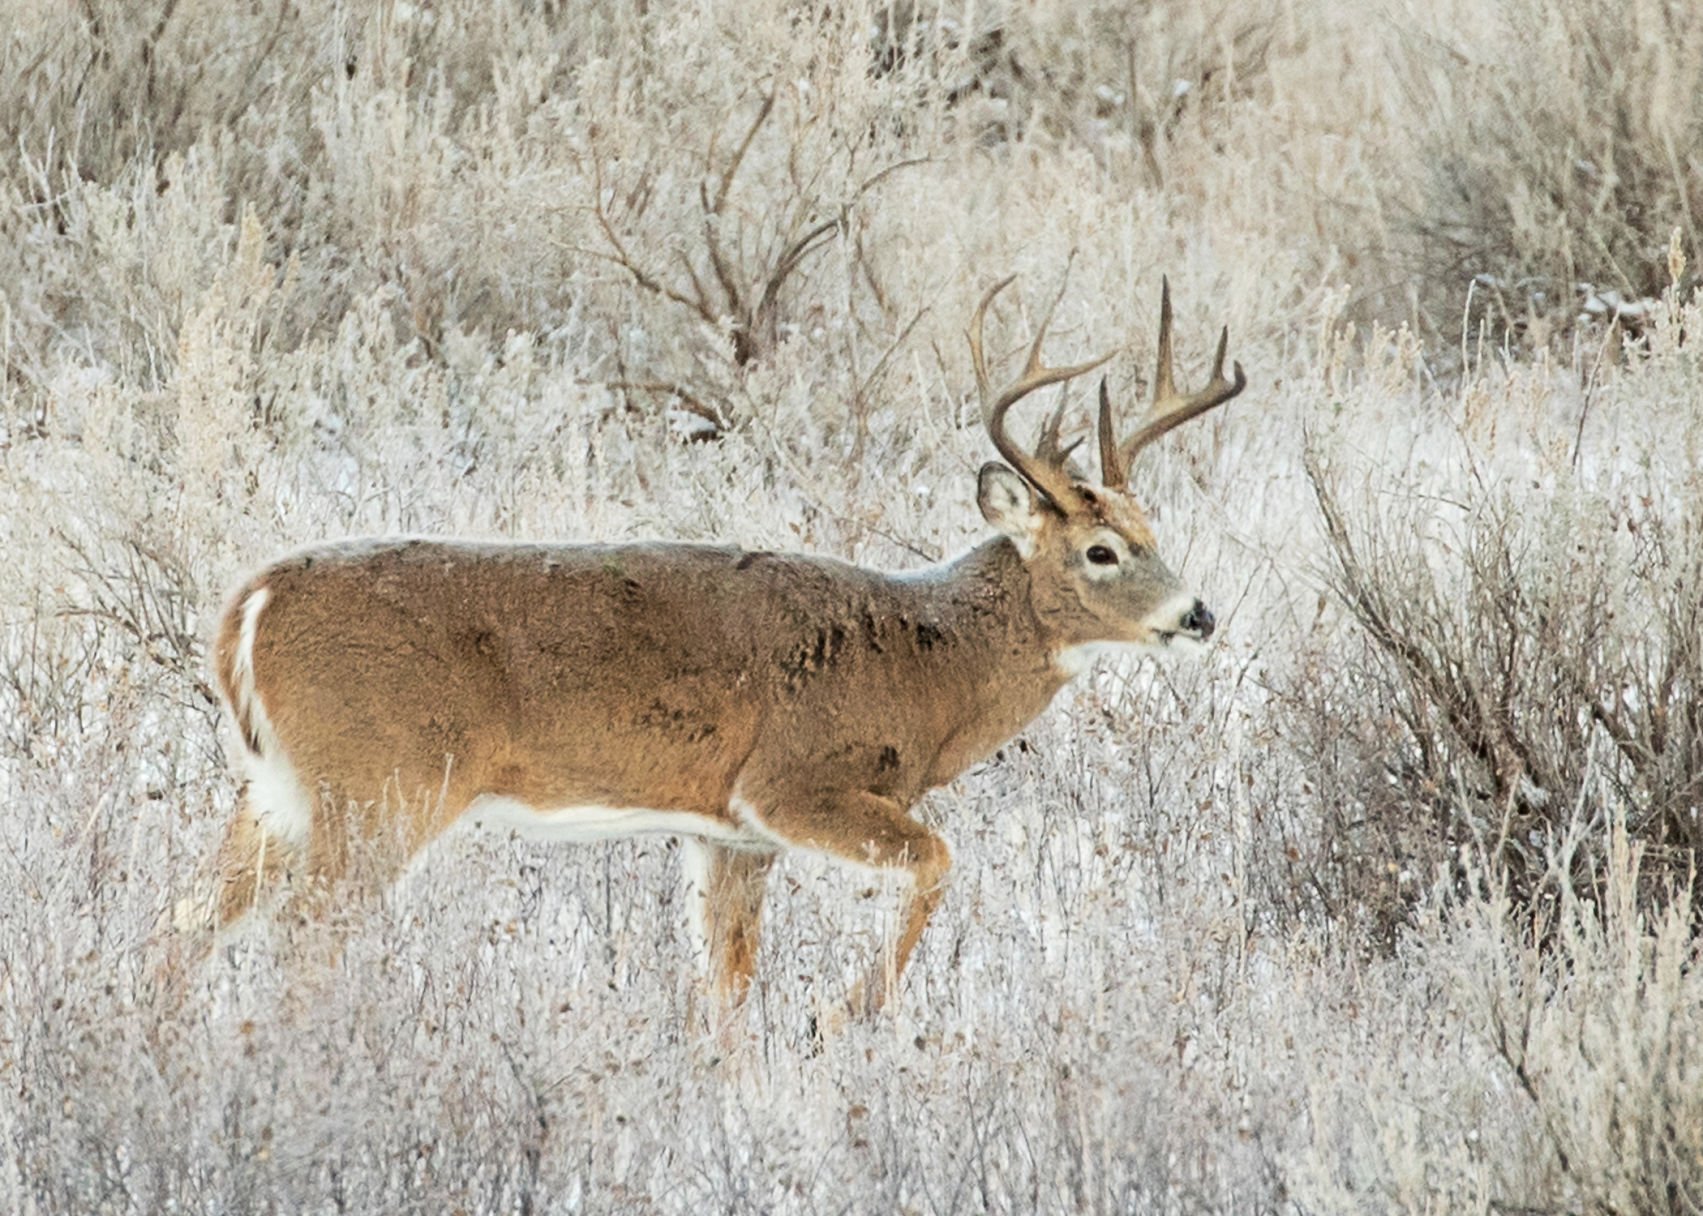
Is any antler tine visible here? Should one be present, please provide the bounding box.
[968,277,1114,508]
[1152,276,1176,404]
[1096,377,1125,489]
[1033,394,1084,468]
[1115,279,1247,469]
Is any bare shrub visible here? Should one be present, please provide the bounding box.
[580,86,920,434]
[1286,835,1703,1212]
[1297,442,1703,938]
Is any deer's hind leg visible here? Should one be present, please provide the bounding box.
[154,791,305,1015]
[166,791,305,945]
[193,778,386,958]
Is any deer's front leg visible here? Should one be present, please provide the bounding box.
[682,840,777,1008]
[737,782,951,1018]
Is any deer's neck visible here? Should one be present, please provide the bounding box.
[904,538,1073,785]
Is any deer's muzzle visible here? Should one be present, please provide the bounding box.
[1180,600,1215,641]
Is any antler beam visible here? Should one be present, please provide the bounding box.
[968,277,1114,508]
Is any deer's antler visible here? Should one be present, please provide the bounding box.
[968,277,1114,509]
[1098,277,1246,490]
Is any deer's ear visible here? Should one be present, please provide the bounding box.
[978,462,1045,552]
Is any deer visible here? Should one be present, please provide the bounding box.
[198,277,1246,1022]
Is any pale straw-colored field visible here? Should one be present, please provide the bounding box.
[2,1,1700,1211]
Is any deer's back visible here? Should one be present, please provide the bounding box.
[215,537,962,817]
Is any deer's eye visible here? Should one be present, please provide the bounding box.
[1085,545,1118,566]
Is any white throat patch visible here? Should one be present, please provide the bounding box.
[1052,640,1159,676]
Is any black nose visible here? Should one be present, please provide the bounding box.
[1182,600,1215,640]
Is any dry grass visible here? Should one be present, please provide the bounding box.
[2,1,1701,1212]
[1378,0,1703,345]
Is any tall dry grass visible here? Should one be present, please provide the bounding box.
[2,1,1700,1212]
[1367,0,1703,345]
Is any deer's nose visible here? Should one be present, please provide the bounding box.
[1181,600,1215,640]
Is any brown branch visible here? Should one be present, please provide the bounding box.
[590,160,711,319]
[754,218,840,336]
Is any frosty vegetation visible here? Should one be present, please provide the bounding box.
[2,0,1700,1211]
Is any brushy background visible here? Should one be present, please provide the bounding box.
[3,1,1701,1212]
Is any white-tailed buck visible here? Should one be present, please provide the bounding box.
[206,278,1245,1018]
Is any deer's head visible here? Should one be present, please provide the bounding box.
[968,277,1246,661]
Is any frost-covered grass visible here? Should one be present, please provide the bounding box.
[2,2,1701,1212]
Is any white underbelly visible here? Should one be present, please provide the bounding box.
[462,795,753,846]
